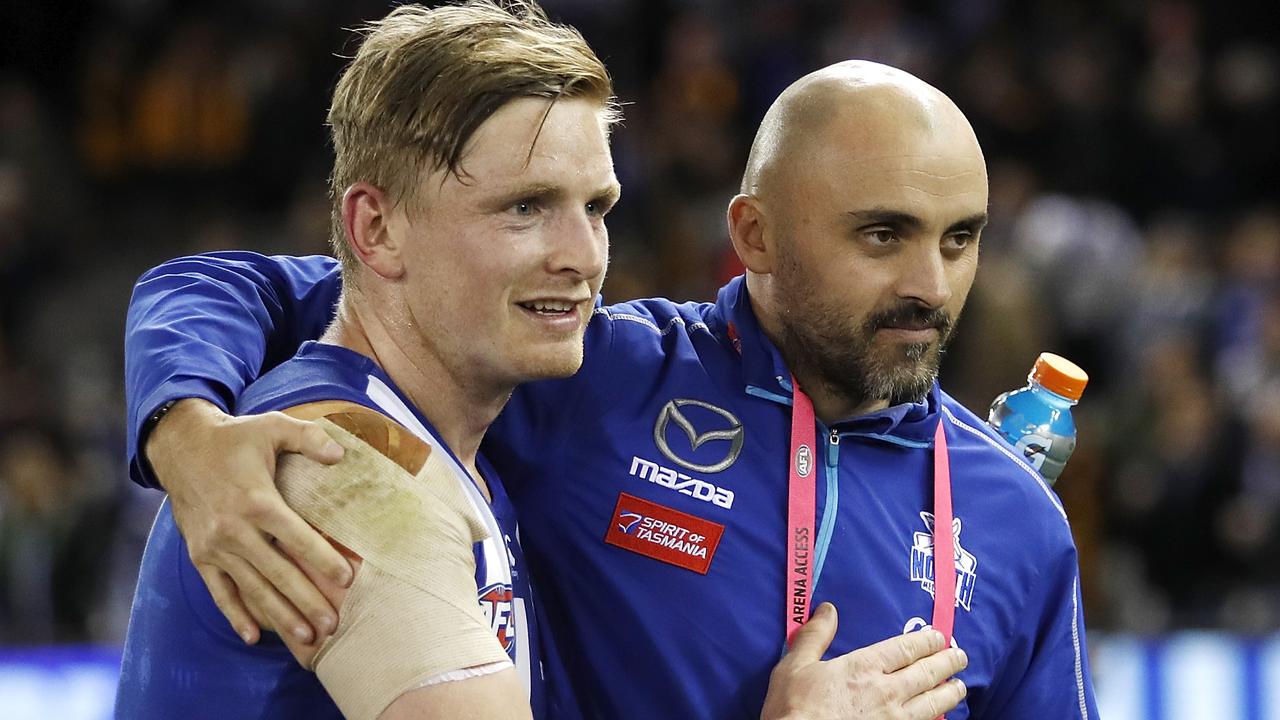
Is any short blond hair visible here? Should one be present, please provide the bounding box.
[327,1,619,272]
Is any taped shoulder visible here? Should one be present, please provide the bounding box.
[266,403,510,714]
[283,400,430,474]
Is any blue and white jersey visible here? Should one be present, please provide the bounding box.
[117,341,558,719]
[124,252,1100,720]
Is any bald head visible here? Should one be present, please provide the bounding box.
[726,60,988,421]
[741,61,981,199]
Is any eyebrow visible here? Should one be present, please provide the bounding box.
[487,181,622,210]
[496,182,563,205]
[597,182,623,204]
[847,208,989,234]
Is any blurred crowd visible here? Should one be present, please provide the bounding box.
[0,0,1277,645]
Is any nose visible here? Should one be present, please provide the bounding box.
[896,241,952,309]
[548,208,608,281]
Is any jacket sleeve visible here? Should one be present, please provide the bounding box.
[979,536,1100,720]
[124,251,342,488]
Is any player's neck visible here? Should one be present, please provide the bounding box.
[321,301,509,468]
[778,353,891,424]
[800,369,891,423]
[746,278,889,423]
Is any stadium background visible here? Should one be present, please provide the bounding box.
[0,0,1277,717]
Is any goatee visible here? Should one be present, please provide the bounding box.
[780,299,956,413]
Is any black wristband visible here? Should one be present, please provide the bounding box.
[143,399,180,440]
[139,399,181,487]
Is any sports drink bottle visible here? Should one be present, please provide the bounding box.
[987,352,1088,484]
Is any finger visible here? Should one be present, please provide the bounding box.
[222,553,316,644]
[866,629,947,672]
[271,414,344,464]
[785,602,838,664]
[198,566,261,645]
[290,544,362,615]
[261,499,354,588]
[902,678,966,720]
[243,593,273,632]
[278,626,324,670]
[894,647,968,697]
[239,530,340,636]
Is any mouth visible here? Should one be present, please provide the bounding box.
[868,304,952,346]
[514,297,592,331]
[875,325,940,343]
[880,319,939,332]
[517,299,580,316]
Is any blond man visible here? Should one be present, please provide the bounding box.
[116,4,615,718]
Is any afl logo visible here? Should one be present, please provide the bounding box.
[794,444,813,478]
[478,583,516,652]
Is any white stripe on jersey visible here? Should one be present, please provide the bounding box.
[363,375,526,695]
[513,597,531,696]
[365,376,512,586]
[1072,575,1088,719]
[941,405,1068,523]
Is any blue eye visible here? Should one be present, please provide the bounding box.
[586,198,615,217]
[514,201,534,216]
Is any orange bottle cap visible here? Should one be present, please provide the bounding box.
[1030,352,1088,401]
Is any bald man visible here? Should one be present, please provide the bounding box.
[126,60,1097,719]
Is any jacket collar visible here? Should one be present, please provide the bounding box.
[711,275,940,447]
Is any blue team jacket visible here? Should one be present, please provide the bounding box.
[125,251,1100,720]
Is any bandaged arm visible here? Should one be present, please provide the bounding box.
[276,402,531,720]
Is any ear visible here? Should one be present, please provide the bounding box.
[727,194,775,275]
[342,182,405,280]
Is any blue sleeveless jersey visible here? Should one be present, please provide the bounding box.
[116,341,564,719]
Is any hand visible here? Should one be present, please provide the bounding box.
[760,603,967,720]
[145,398,352,645]
[277,550,362,669]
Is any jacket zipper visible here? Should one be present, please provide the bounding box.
[812,427,841,591]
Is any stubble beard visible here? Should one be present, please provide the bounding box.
[512,319,591,383]
[775,277,956,414]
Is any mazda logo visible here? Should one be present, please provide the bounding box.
[653,399,745,474]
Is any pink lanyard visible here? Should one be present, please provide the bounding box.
[785,381,818,644]
[786,379,956,648]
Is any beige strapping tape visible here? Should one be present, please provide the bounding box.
[275,418,512,720]
[276,419,490,592]
[313,564,513,720]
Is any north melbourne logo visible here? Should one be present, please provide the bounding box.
[909,512,978,611]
